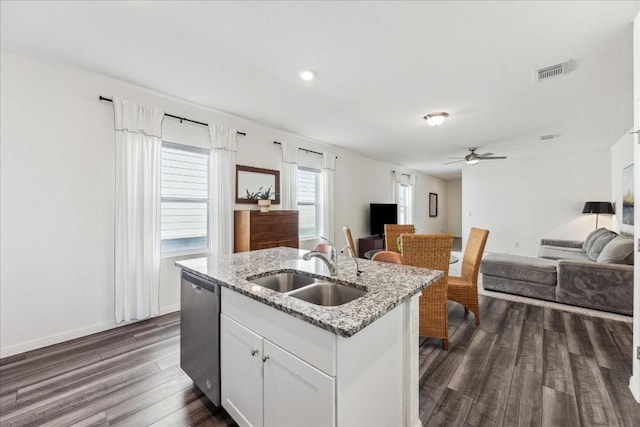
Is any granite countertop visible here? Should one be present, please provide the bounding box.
[176,247,443,338]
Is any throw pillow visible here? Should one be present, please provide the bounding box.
[597,236,634,265]
[582,228,609,252]
[587,231,618,261]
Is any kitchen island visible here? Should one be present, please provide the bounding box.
[177,247,442,427]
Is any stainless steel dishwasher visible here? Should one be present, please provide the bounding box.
[180,270,220,406]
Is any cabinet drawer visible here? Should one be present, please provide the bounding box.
[222,288,336,376]
[254,238,299,250]
[251,222,298,241]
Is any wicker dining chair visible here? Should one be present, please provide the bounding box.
[342,226,358,258]
[448,228,489,325]
[371,250,403,264]
[384,224,415,252]
[401,233,453,350]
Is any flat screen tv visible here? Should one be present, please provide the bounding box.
[370,203,398,236]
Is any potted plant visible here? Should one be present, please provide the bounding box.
[246,186,274,212]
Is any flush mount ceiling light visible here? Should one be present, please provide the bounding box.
[423,112,449,127]
[299,70,315,81]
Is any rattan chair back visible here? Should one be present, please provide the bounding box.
[447,227,489,326]
[461,228,490,285]
[401,233,453,349]
[384,224,415,252]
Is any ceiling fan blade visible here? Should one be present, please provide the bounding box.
[480,156,507,160]
[444,159,464,165]
[447,157,465,160]
[477,152,494,157]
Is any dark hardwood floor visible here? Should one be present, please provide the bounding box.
[0,296,637,426]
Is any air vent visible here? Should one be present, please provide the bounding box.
[540,134,560,141]
[535,62,569,82]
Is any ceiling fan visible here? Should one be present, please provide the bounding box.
[445,147,507,165]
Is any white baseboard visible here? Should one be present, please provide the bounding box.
[0,305,180,359]
[630,375,640,403]
[160,304,180,315]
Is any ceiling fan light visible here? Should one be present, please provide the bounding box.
[466,158,480,165]
[423,112,449,127]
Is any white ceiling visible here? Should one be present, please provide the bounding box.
[2,1,638,180]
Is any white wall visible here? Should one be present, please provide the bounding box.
[630,9,640,404]
[611,131,634,234]
[0,50,445,356]
[446,179,462,237]
[462,149,612,257]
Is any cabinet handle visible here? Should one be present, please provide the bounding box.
[251,349,259,356]
[262,355,270,362]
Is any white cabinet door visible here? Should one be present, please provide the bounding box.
[221,315,264,427]
[263,340,335,427]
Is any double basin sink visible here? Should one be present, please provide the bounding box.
[247,271,366,307]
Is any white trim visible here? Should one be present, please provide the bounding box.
[0,304,180,359]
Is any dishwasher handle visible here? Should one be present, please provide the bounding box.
[181,270,220,295]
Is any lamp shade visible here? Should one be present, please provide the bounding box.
[582,201,614,214]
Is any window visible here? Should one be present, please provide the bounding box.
[398,183,411,224]
[297,167,321,239]
[161,142,209,255]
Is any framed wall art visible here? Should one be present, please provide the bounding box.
[429,193,438,217]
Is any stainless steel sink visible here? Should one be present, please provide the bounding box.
[248,272,317,292]
[248,270,367,306]
[288,282,366,306]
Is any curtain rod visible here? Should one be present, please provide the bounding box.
[99,96,246,136]
[273,141,338,159]
[392,170,411,177]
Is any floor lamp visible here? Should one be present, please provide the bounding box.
[582,201,614,229]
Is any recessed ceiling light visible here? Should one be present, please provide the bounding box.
[423,112,449,126]
[299,70,315,81]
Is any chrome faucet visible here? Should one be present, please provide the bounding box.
[302,237,338,276]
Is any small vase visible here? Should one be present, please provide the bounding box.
[258,199,271,212]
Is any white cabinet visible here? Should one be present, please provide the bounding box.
[221,314,335,427]
[221,287,418,427]
[220,314,263,427]
[263,340,334,427]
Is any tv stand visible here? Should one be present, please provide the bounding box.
[358,235,385,258]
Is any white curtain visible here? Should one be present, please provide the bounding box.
[281,142,299,210]
[208,124,238,256]
[321,154,336,243]
[409,174,417,225]
[113,97,164,323]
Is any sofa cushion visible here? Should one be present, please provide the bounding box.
[582,228,609,252]
[538,245,591,261]
[481,254,557,286]
[597,236,634,265]
[586,230,618,261]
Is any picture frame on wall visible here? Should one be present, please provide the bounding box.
[429,193,438,217]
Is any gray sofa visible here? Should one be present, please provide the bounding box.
[481,228,634,315]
